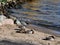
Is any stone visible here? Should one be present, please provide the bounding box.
[21,21,27,26]
[0,15,6,22]
[2,19,14,25]
[15,19,22,26]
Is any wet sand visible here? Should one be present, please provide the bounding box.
[26,24,60,37]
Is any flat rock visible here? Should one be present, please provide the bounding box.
[2,19,14,25]
[0,15,6,22]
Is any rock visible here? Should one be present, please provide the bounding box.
[14,19,22,26]
[0,15,6,22]
[21,21,27,26]
[0,15,14,26]
[9,16,16,20]
[2,19,14,25]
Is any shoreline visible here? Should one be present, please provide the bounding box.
[0,24,60,45]
[26,24,60,37]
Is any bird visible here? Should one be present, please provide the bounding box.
[26,29,34,34]
[42,36,55,41]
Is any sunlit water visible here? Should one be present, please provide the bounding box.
[10,1,60,33]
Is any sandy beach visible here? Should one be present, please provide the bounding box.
[0,0,60,45]
[0,24,60,45]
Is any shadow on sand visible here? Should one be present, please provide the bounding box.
[0,40,35,45]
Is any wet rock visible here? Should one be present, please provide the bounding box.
[21,21,27,26]
[14,19,22,26]
[14,19,27,27]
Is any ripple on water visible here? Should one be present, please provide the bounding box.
[10,1,60,31]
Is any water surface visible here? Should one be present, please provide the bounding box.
[10,1,60,32]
